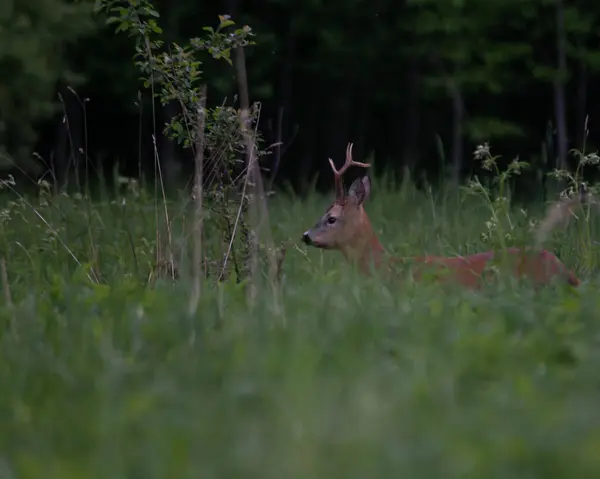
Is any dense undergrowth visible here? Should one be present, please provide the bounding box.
[1,175,600,478]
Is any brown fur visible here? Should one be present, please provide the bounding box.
[302,143,585,288]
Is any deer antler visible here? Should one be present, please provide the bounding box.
[328,142,371,200]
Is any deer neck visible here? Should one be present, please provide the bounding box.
[339,211,386,274]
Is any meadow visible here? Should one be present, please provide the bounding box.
[1,172,600,478]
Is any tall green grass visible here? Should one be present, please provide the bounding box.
[0,176,599,478]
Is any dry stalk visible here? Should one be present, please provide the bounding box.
[234,45,282,312]
[151,133,176,281]
[535,188,595,249]
[1,257,17,341]
[0,179,97,283]
[142,36,175,283]
[188,86,207,316]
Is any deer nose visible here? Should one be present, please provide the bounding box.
[302,231,312,245]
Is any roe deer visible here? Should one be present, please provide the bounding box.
[301,142,582,288]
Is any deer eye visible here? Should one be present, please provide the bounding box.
[327,217,337,225]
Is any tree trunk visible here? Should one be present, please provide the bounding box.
[158,0,183,191]
[576,59,588,152]
[328,77,353,162]
[450,84,464,185]
[554,0,568,170]
[433,54,464,186]
[51,112,67,193]
[402,61,421,172]
[270,22,295,188]
[159,102,180,190]
[299,98,318,194]
[54,85,84,192]
[355,87,369,163]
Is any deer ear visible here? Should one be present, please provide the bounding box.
[348,175,371,206]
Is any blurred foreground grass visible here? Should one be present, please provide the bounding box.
[1,177,600,478]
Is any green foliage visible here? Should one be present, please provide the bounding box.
[464,142,530,250]
[4,0,600,181]
[527,0,600,83]
[463,139,600,271]
[0,0,96,169]
[97,0,255,148]
[96,0,269,282]
[404,0,535,142]
[1,168,600,476]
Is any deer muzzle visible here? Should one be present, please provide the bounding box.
[302,231,313,245]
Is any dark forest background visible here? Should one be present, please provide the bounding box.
[2,0,600,198]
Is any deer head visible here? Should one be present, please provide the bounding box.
[302,143,382,266]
